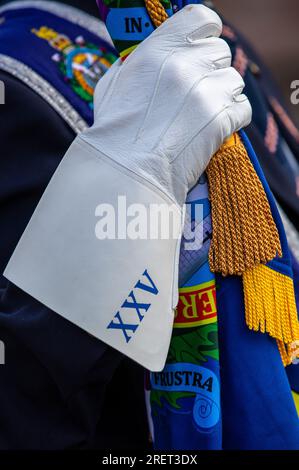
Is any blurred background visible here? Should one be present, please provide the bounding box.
[214,0,299,124]
[0,0,298,122]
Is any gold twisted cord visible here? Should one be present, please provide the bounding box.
[144,0,169,27]
[207,136,282,276]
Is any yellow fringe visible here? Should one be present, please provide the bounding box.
[292,392,299,417]
[243,264,299,366]
[207,134,282,276]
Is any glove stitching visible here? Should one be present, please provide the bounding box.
[153,69,227,158]
[134,48,176,143]
[78,135,182,211]
[169,104,231,164]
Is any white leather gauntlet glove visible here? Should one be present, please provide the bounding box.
[4,5,251,370]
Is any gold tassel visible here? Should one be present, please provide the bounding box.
[243,264,299,366]
[207,134,282,276]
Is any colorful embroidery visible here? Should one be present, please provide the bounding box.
[174,281,217,329]
[31,26,117,107]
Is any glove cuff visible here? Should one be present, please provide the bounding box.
[5,136,183,370]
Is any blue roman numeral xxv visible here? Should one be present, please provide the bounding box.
[107,269,159,343]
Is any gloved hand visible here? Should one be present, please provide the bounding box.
[85,3,251,205]
[4,5,251,371]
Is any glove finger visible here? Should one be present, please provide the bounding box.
[226,95,252,132]
[212,66,245,96]
[156,66,246,158]
[184,37,232,69]
[204,37,232,69]
[150,4,222,48]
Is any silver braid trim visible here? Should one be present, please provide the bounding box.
[0,54,88,134]
[0,0,113,45]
